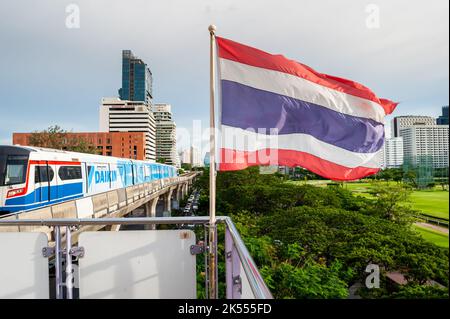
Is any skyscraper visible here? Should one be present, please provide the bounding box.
[190,146,202,167]
[391,116,436,137]
[118,50,153,105]
[437,106,449,125]
[99,97,156,161]
[180,148,191,164]
[204,152,210,167]
[152,103,179,167]
[400,125,449,168]
[383,137,404,168]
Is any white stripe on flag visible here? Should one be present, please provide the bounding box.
[219,58,386,123]
[220,125,383,169]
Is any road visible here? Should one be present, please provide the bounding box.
[415,222,449,235]
[121,198,166,230]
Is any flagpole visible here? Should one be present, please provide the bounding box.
[208,24,218,299]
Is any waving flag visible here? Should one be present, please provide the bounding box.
[216,37,397,181]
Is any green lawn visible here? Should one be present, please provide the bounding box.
[344,182,449,221]
[289,180,449,220]
[413,224,449,248]
[409,191,449,220]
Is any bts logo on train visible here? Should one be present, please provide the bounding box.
[0,145,177,215]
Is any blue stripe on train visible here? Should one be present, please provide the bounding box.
[3,182,83,212]
[2,193,84,213]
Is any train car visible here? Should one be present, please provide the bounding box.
[0,145,178,215]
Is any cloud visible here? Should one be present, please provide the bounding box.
[0,0,448,150]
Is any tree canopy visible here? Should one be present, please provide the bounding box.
[28,125,96,154]
[193,167,449,299]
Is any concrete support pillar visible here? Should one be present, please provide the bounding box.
[172,187,180,210]
[163,189,174,215]
[176,186,182,201]
[110,224,121,232]
[184,183,189,197]
[144,197,159,230]
[181,183,186,199]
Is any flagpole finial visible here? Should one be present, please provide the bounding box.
[208,24,217,35]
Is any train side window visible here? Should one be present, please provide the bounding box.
[143,165,150,178]
[34,167,40,183]
[35,166,54,183]
[58,166,82,181]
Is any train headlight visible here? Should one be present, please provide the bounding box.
[7,188,26,198]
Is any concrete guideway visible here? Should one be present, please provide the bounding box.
[0,172,199,243]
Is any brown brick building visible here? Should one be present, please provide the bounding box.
[12,132,147,160]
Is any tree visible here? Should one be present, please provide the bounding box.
[404,170,418,188]
[391,284,449,299]
[156,158,166,164]
[181,163,192,171]
[28,125,96,154]
[365,183,415,225]
[193,167,449,299]
[377,169,394,182]
[28,125,67,149]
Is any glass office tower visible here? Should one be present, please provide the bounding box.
[118,50,153,105]
[437,106,449,125]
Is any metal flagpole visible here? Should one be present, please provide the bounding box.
[208,24,218,299]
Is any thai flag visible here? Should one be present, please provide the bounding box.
[217,37,397,181]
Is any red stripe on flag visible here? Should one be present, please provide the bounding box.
[219,148,380,181]
[216,37,398,115]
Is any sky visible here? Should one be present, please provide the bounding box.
[0,0,448,156]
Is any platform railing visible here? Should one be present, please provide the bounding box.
[0,216,273,299]
[0,173,198,239]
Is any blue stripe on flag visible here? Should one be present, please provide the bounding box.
[221,80,385,153]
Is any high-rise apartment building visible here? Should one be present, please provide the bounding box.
[118,50,153,105]
[379,145,385,169]
[99,97,156,161]
[391,116,436,137]
[204,152,210,167]
[180,148,191,164]
[180,146,202,167]
[383,137,404,168]
[190,146,202,167]
[437,106,449,125]
[152,103,178,167]
[400,125,449,168]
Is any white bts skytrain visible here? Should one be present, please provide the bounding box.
[0,145,178,215]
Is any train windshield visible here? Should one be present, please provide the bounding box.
[0,155,28,186]
[0,155,5,186]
